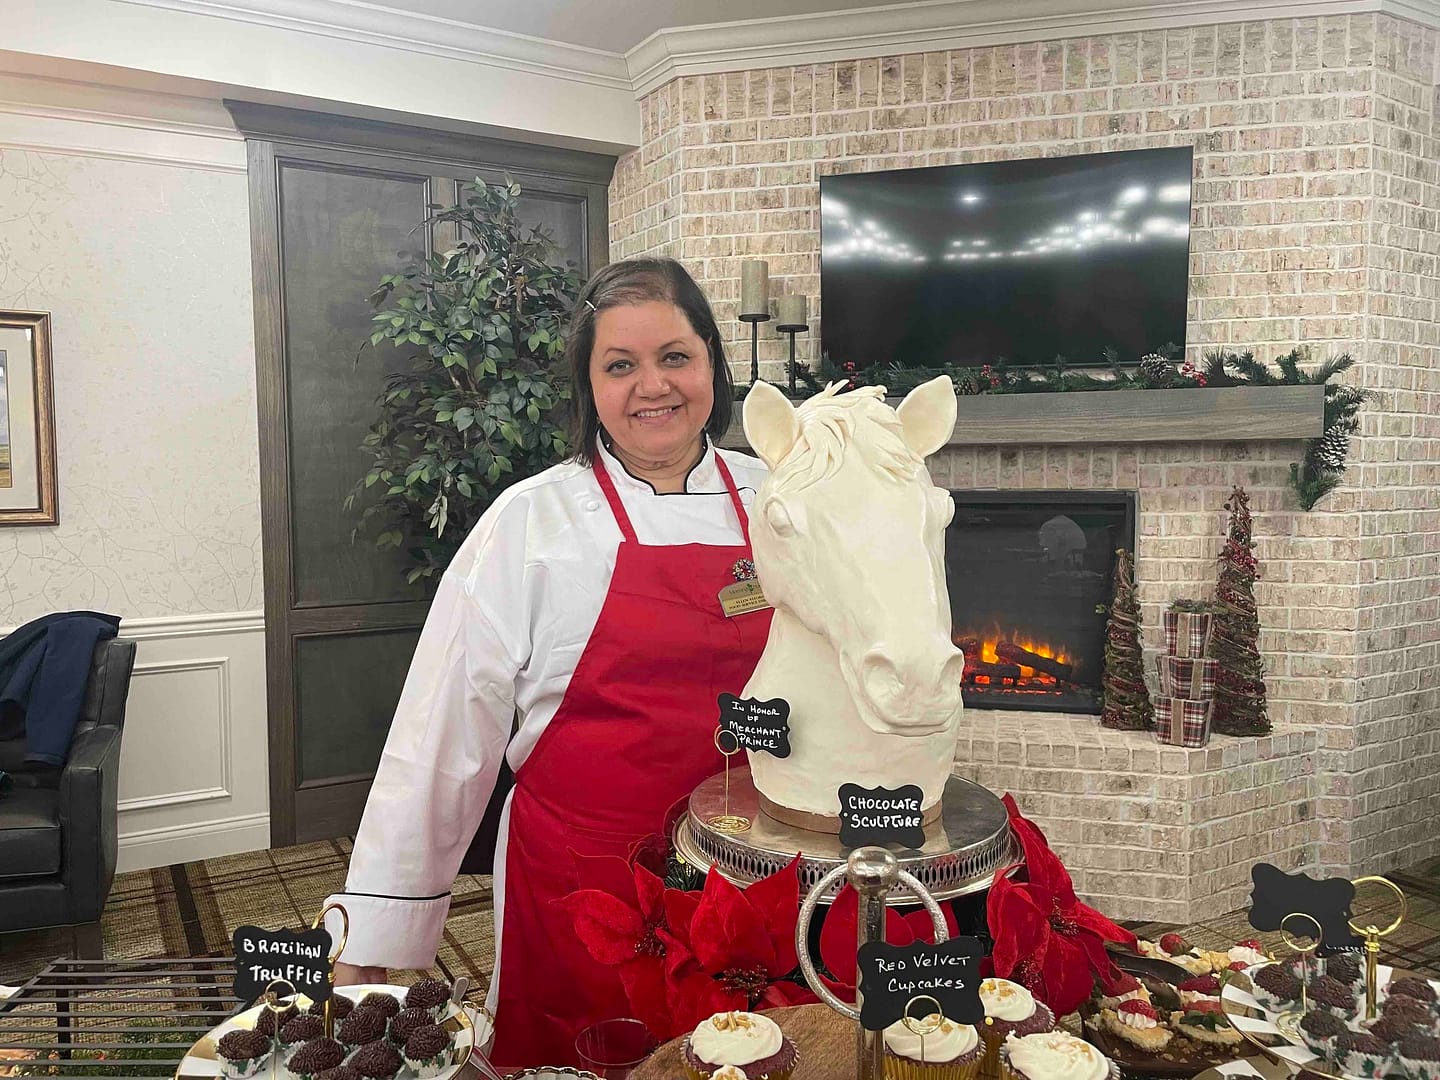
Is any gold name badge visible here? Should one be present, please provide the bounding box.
[718,579,772,618]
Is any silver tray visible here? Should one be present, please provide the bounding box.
[673,769,1018,903]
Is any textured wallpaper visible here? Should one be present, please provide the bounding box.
[0,149,262,623]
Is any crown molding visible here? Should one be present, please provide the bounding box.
[626,0,1440,98]
[118,0,633,91]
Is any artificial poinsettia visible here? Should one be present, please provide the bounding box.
[657,855,818,1035]
[817,883,960,1003]
[553,853,672,1039]
[987,794,1137,1017]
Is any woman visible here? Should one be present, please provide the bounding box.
[324,258,772,1067]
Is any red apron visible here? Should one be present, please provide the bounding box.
[491,454,772,1067]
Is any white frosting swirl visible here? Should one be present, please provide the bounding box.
[883,1015,978,1061]
[1005,1031,1109,1080]
[982,978,1038,1022]
[1118,1011,1159,1031]
[1228,945,1267,966]
[709,1069,747,1080]
[689,1012,784,1066]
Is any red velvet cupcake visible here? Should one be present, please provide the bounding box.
[681,1011,798,1080]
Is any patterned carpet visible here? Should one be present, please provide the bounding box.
[2,846,1436,991]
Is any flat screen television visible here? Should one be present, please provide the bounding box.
[819,147,1193,369]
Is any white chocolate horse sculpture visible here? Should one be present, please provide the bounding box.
[741,376,965,820]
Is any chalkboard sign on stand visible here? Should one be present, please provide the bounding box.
[717,693,792,757]
[838,784,926,849]
[231,926,333,1006]
[855,937,986,1031]
[1248,863,1360,954]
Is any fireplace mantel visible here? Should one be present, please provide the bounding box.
[720,385,1324,449]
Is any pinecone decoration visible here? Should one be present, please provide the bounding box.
[1139,354,1173,383]
[1313,425,1350,470]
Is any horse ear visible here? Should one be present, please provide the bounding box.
[896,375,957,459]
[743,381,801,468]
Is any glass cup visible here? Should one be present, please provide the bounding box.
[574,1017,657,1079]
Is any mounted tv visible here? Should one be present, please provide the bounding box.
[819,147,1193,369]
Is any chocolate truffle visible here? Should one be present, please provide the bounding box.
[1254,964,1302,1002]
[1399,1034,1440,1062]
[404,1024,450,1060]
[1390,978,1439,1005]
[318,1066,362,1080]
[359,992,401,1020]
[1367,1016,1419,1045]
[1336,1031,1388,1057]
[280,1013,325,1048]
[253,1003,299,1038]
[349,1040,403,1080]
[1385,994,1433,1026]
[337,1005,387,1048]
[1325,953,1362,986]
[1300,1009,1348,1038]
[217,1029,271,1063]
[1311,974,1356,1014]
[309,994,354,1021]
[403,978,450,1015]
[288,1037,345,1078]
[388,1007,433,1047]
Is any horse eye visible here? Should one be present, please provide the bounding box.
[765,499,796,536]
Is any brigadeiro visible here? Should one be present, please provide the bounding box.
[216,1029,273,1080]
[337,1005,388,1048]
[1390,977,1439,1006]
[1299,1009,1348,1064]
[1310,974,1358,1020]
[403,978,450,1021]
[1335,1030,1394,1080]
[388,1007,433,1048]
[359,992,401,1020]
[1398,1033,1440,1080]
[402,1023,452,1079]
[349,1040,403,1080]
[253,1002,299,1040]
[1366,1015,1419,1046]
[1384,994,1433,1027]
[287,1037,346,1080]
[317,1066,362,1080]
[309,994,354,1022]
[279,1014,325,1061]
[1324,952,1362,986]
[1251,965,1302,1010]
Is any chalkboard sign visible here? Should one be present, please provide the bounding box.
[717,693,791,758]
[856,936,986,1031]
[232,926,333,1005]
[838,784,926,849]
[1248,863,1360,954]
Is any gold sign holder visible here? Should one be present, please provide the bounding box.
[901,994,944,1067]
[1278,911,1321,1017]
[1347,875,1406,1020]
[708,726,751,833]
[311,902,350,1040]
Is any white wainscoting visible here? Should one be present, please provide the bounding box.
[113,612,270,871]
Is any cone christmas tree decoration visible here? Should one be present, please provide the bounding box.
[1208,486,1270,735]
[1101,547,1154,731]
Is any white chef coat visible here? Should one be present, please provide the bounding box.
[323,437,768,1001]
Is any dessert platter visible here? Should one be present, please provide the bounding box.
[174,980,491,1080]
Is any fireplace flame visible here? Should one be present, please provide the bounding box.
[954,624,1072,685]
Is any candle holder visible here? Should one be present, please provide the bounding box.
[776,302,810,396]
[739,260,771,385]
[740,311,771,385]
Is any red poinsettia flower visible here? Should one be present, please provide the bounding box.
[987,794,1137,1017]
[554,853,672,1039]
[657,855,818,1036]
[817,883,960,1003]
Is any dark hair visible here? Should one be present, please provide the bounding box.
[564,257,733,465]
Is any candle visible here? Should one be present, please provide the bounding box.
[740,260,770,318]
[777,294,808,329]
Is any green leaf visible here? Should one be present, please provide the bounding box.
[454,407,476,432]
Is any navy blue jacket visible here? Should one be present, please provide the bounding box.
[0,611,121,765]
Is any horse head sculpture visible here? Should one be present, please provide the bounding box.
[741,377,965,818]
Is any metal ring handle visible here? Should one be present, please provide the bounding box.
[1348,875,1406,937]
[1279,911,1322,955]
[794,862,951,1021]
[313,902,350,964]
[902,995,944,1036]
[261,978,297,1011]
[714,726,740,756]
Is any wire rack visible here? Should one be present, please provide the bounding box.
[0,957,239,1080]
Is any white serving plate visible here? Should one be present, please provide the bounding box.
[175,983,493,1080]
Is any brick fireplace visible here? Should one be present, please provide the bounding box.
[609,12,1440,920]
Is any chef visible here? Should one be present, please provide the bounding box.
[324,257,773,1068]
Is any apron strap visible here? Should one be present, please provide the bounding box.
[592,448,752,546]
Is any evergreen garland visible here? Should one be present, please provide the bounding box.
[1208,486,1270,736]
[1100,547,1154,731]
[742,345,1373,512]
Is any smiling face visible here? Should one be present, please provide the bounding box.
[588,300,715,469]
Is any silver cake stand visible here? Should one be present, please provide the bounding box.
[672,767,1018,904]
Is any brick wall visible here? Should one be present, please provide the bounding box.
[609,12,1440,905]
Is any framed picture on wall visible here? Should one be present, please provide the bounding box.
[0,310,58,526]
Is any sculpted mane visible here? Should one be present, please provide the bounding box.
[768,383,922,495]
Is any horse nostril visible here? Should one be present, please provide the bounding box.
[861,651,903,706]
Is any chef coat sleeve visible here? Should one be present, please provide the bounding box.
[323,504,530,970]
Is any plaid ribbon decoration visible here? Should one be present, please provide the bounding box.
[1163,610,1213,658]
[1154,696,1213,748]
[1157,655,1217,699]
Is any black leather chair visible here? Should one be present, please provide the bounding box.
[0,638,137,958]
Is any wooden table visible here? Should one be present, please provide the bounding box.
[630,1004,855,1080]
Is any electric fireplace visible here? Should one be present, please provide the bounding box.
[946,491,1137,713]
